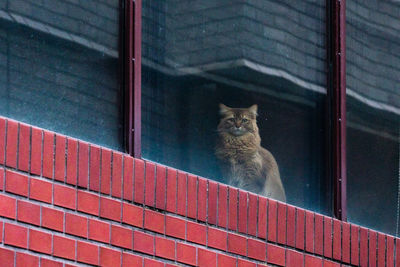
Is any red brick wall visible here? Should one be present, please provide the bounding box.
[0,116,398,266]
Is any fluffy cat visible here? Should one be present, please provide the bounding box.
[215,104,286,202]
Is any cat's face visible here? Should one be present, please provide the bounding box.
[218,104,258,136]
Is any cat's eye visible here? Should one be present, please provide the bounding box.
[242,118,249,123]
[227,118,235,122]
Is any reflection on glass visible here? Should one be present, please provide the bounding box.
[0,0,122,150]
[142,0,330,213]
[347,0,400,235]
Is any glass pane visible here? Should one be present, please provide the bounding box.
[347,0,400,235]
[0,0,123,150]
[142,0,330,212]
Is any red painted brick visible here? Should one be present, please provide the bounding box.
[247,193,257,236]
[166,215,185,240]
[277,202,286,245]
[4,223,27,248]
[177,171,187,216]
[89,145,100,191]
[43,131,54,179]
[369,230,377,267]
[100,148,112,194]
[111,152,123,198]
[111,225,133,249]
[228,187,238,231]
[0,194,16,219]
[155,236,175,260]
[295,208,305,250]
[6,120,18,168]
[187,221,206,245]
[65,213,88,238]
[122,253,142,267]
[54,184,76,209]
[323,260,340,267]
[208,180,217,225]
[360,227,368,267]
[0,221,2,241]
[122,203,143,227]
[218,184,228,228]
[18,123,30,172]
[66,138,77,185]
[89,219,110,243]
[16,252,38,267]
[54,135,66,182]
[187,174,197,219]
[123,156,134,201]
[177,243,196,266]
[53,235,75,260]
[285,205,295,247]
[351,225,359,266]
[198,177,207,222]
[77,241,99,265]
[166,168,177,213]
[238,259,256,267]
[332,219,341,261]
[228,233,246,256]
[378,233,386,267]
[397,238,400,267]
[29,229,51,254]
[100,245,121,267]
[208,226,227,251]
[30,177,52,203]
[238,191,247,234]
[133,231,154,255]
[144,258,163,267]
[41,258,63,267]
[134,158,145,204]
[144,161,156,206]
[77,191,99,216]
[267,244,285,266]
[0,118,5,165]
[342,222,350,263]
[324,216,332,258]
[100,197,121,221]
[314,213,323,256]
[258,196,267,239]
[248,238,266,261]
[0,168,3,190]
[0,247,14,267]
[31,127,42,175]
[18,200,40,226]
[144,209,164,234]
[268,199,277,242]
[155,165,166,209]
[286,249,304,267]
[42,207,63,232]
[387,235,394,267]
[6,170,28,196]
[77,141,89,188]
[198,248,216,267]
[65,264,78,267]
[218,254,236,267]
[305,255,322,267]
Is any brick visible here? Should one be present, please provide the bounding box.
[30,178,52,203]
[258,196,267,239]
[208,226,227,251]
[351,225,359,265]
[111,152,123,198]
[16,252,38,267]
[42,207,63,232]
[197,177,207,222]
[18,123,30,172]
[0,194,16,219]
[66,138,77,185]
[53,235,75,260]
[198,248,216,267]
[144,209,164,234]
[155,236,175,260]
[133,158,145,203]
[187,174,197,219]
[100,247,121,267]
[77,241,99,265]
[286,205,295,247]
[324,216,332,258]
[122,253,142,267]
[238,191,247,234]
[144,258,163,267]
[65,213,88,238]
[248,238,266,261]
[100,197,121,221]
[218,184,228,228]
[238,259,256,267]
[305,254,322,267]
[378,233,385,267]
[387,235,394,267]
[208,180,217,225]
[4,223,27,248]
[228,233,246,256]
[133,231,154,255]
[31,127,42,175]
[397,238,400,267]
[314,213,323,255]
[247,193,257,236]
[144,161,156,206]
[166,167,177,213]
[77,141,89,188]
[77,191,99,215]
[166,215,185,240]
[155,165,166,209]
[277,202,286,244]
[89,219,110,243]
[111,225,133,249]
[187,221,206,245]
[268,199,277,242]
[0,221,2,241]
[360,227,368,267]
[323,260,340,267]
[6,170,28,196]
[0,118,5,165]
[54,135,66,182]
[122,203,143,227]
[369,230,377,267]
[5,120,18,168]
[342,222,350,263]
[54,184,76,209]
[176,171,187,216]
[218,254,236,267]
[228,187,238,231]
[267,244,285,266]
[0,168,3,190]
[176,243,196,266]
[332,219,341,261]
[123,156,134,201]
[0,247,15,267]
[41,258,63,267]
[100,148,112,194]
[43,131,54,179]
[286,249,303,267]
[18,200,40,226]
[29,229,51,254]
[89,145,100,191]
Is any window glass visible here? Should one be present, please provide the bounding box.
[0,0,123,150]
[142,0,330,212]
[347,0,400,235]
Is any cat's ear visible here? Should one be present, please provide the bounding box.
[219,103,231,116]
[248,104,258,116]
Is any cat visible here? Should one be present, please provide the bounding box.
[215,104,286,202]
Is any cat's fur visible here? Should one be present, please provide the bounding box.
[215,104,286,202]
